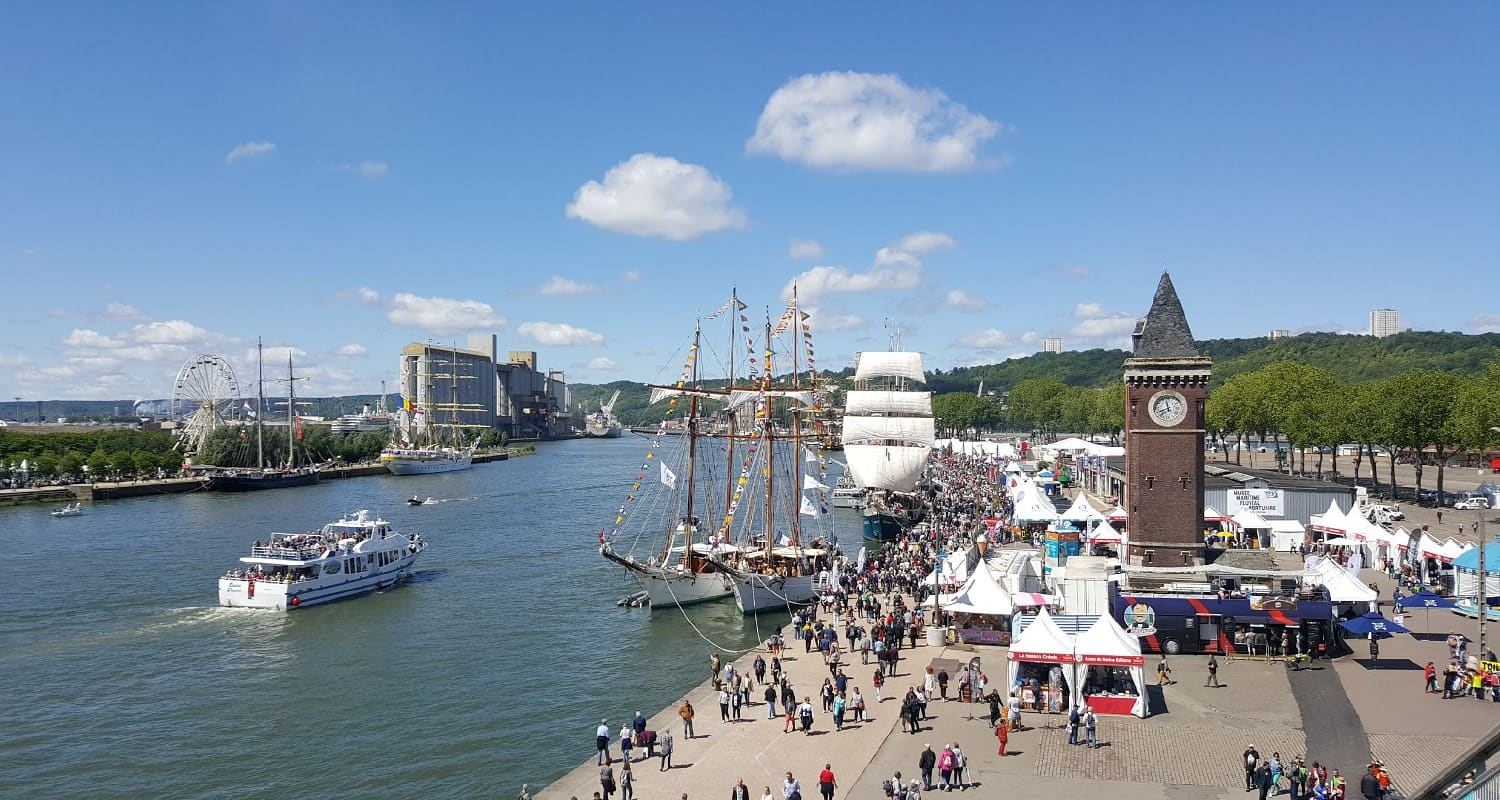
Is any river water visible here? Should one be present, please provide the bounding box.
[1,437,845,799]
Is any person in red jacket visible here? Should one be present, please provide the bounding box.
[817,764,837,800]
[995,721,1009,756]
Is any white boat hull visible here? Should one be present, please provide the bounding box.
[635,568,733,607]
[218,551,421,610]
[584,426,623,438]
[832,491,865,509]
[729,573,821,614]
[382,454,473,475]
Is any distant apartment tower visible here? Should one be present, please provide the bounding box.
[1042,337,1064,353]
[1369,308,1401,338]
[1268,329,1291,339]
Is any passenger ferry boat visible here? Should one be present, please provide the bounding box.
[218,510,426,610]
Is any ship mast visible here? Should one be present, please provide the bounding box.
[762,316,775,563]
[723,288,739,524]
[789,288,804,550]
[278,352,308,468]
[255,338,265,470]
[682,321,703,565]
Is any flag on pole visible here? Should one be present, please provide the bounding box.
[803,474,828,491]
[242,401,256,418]
[800,495,818,517]
[294,416,304,441]
[660,462,677,489]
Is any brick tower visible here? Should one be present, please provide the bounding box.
[1123,272,1212,567]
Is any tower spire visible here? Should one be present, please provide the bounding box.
[1131,270,1199,358]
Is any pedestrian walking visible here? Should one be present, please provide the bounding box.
[600,763,617,800]
[953,744,969,789]
[720,687,731,721]
[1207,654,1221,687]
[798,696,816,734]
[1084,707,1098,748]
[919,744,936,790]
[938,744,955,791]
[995,720,1008,755]
[595,719,612,766]
[765,684,779,718]
[1424,661,1437,694]
[619,722,633,763]
[1157,656,1173,685]
[658,729,674,771]
[619,762,634,800]
[852,687,867,722]
[817,764,837,800]
[1066,705,1081,745]
[1243,745,1262,792]
[783,772,803,800]
[731,779,751,800]
[1256,761,1273,800]
[679,699,696,739]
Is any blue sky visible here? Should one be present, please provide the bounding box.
[2,3,1497,402]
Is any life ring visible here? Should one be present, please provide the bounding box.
[290,596,301,607]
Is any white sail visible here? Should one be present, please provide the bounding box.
[845,390,932,415]
[840,415,936,447]
[724,389,818,411]
[649,385,727,405]
[844,444,928,493]
[854,351,925,383]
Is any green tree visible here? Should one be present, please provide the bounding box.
[86,449,111,478]
[1006,379,1069,440]
[58,451,85,480]
[932,393,993,437]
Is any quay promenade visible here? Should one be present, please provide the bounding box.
[537,552,1496,800]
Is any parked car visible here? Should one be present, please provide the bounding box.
[1454,497,1491,510]
[1368,504,1404,522]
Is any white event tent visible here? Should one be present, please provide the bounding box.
[943,559,1015,617]
[1005,608,1076,705]
[1073,614,1148,717]
[1309,500,1349,536]
[1061,495,1110,529]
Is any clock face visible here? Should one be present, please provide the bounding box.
[1149,391,1187,426]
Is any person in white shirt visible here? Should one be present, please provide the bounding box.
[783,772,803,800]
[595,719,611,765]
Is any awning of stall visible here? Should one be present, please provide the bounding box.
[1005,607,1075,662]
[1073,614,1147,718]
[943,559,1015,616]
[1204,505,1232,523]
[1107,505,1128,522]
[1309,499,1348,535]
[1230,509,1270,531]
[1061,495,1109,526]
[1303,556,1378,603]
[924,550,971,587]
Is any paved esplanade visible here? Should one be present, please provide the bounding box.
[539,535,1498,799]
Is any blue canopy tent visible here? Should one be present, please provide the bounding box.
[1398,589,1457,632]
[1340,611,1409,660]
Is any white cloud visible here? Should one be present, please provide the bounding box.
[21,248,37,257]
[785,231,954,305]
[0,351,29,367]
[338,286,382,305]
[811,308,868,331]
[1058,265,1092,279]
[620,270,642,282]
[789,239,824,260]
[252,345,308,366]
[62,329,125,348]
[226,141,276,164]
[1068,302,1138,345]
[786,263,921,307]
[955,329,1016,350]
[954,328,1040,351]
[132,319,215,345]
[566,153,747,240]
[334,344,367,357]
[586,357,621,371]
[1465,313,1500,334]
[104,302,147,322]
[516,321,605,347]
[340,161,389,179]
[539,276,602,297]
[944,289,988,312]
[747,71,1002,172]
[386,293,507,334]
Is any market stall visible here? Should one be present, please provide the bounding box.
[1269,520,1308,553]
[942,559,1015,645]
[1309,499,1350,538]
[1073,614,1147,717]
[1005,608,1075,714]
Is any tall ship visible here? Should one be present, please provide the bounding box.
[217,510,425,610]
[841,324,934,542]
[599,312,737,608]
[584,390,624,438]
[381,349,478,475]
[706,291,840,614]
[207,341,321,492]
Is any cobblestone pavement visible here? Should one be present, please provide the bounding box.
[1031,719,1306,787]
[1368,734,1479,792]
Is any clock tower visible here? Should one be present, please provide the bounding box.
[1123,272,1212,567]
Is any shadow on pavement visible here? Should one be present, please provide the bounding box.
[1353,658,1422,671]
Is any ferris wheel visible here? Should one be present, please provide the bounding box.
[171,354,242,453]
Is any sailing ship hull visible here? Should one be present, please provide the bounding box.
[208,469,320,492]
[601,545,733,607]
[382,454,473,475]
[862,511,909,543]
[728,573,820,614]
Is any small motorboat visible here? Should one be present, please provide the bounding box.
[408,496,434,506]
[51,503,84,517]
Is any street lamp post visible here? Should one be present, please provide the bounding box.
[1480,427,1500,663]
